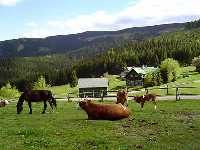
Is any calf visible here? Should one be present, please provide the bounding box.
[79,99,130,120]
[116,89,128,106]
[0,100,9,107]
[133,94,157,111]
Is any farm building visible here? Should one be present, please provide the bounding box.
[78,78,108,98]
[122,66,158,86]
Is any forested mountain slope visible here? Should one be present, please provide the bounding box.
[0,23,184,58]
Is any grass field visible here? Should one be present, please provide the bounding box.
[1,100,200,150]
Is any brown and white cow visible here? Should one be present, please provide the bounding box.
[133,94,157,111]
[79,99,130,120]
[0,100,9,107]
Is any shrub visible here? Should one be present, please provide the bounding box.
[0,82,20,99]
[192,56,200,72]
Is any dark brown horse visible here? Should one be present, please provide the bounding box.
[16,90,56,114]
[116,89,128,106]
[133,94,156,111]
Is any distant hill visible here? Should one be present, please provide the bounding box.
[0,23,184,58]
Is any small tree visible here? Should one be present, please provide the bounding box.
[69,69,78,87]
[33,76,50,90]
[160,58,180,83]
[144,70,163,87]
[192,56,200,72]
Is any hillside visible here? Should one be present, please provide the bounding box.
[0,23,184,58]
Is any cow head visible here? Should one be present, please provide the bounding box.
[79,99,91,109]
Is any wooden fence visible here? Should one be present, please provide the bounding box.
[145,86,199,101]
[64,86,199,102]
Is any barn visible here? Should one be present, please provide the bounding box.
[78,78,108,98]
[124,66,158,86]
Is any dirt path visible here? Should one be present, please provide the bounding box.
[157,95,200,101]
[57,95,200,102]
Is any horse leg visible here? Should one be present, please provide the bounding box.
[151,96,157,110]
[28,102,32,114]
[48,100,53,110]
[42,101,47,114]
[153,100,157,110]
[140,102,145,111]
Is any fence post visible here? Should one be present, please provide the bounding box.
[145,88,149,94]
[176,87,180,101]
[101,90,104,102]
[67,93,70,102]
[167,84,169,95]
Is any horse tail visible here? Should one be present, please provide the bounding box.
[48,91,57,108]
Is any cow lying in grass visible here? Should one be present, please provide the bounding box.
[116,89,128,106]
[133,94,157,111]
[0,100,9,107]
[79,99,130,120]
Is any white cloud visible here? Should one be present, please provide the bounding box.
[23,0,200,38]
[0,0,22,6]
[26,21,38,28]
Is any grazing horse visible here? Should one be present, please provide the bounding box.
[79,99,130,120]
[16,90,56,114]
[0,100,9,107]
[133,93,157,111]
[116,89,128,106]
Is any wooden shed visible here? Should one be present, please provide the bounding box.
[78,78,108,98]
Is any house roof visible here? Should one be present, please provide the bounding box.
[129,67,158,74]
[78,78,108,88]
[133,67,146,75]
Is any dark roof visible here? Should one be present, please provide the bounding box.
[78,78,108,88]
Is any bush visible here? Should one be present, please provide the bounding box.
[160,58,180,83]
[192,56,200,72]
[0,82,20,99]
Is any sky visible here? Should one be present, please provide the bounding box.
[0,0,200,41]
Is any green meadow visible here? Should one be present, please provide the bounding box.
[1,100,200,150]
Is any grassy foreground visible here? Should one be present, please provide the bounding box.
[1,100,200,150]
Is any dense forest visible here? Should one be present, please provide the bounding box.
[0,20,200,90]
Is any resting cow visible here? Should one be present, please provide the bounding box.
[0,100,9,107]
[79,99,130,120]
[116,89,128,106]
